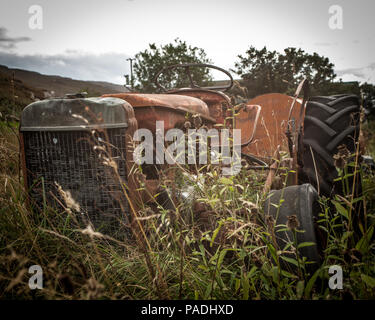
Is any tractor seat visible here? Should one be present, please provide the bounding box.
[102,93,213,120]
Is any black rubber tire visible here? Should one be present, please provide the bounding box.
[263,184,321,273]
[298,94,361,197]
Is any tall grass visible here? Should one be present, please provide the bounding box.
[0,118,375,300]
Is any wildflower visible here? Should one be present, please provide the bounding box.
[184,121,191,129]
[333,154,346,169]
[333,144,351,169]
[286,214,300,230]
[192,114,202,128]
[241,159,249,169]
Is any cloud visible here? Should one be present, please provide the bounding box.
[336,63,375,84]
[337,67,365,79]
[0,27,31,49]
[0,51,130,84]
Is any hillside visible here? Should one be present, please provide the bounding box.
[0,64,128,116]
[0,64,128,97]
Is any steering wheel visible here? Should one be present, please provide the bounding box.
[154,63,234,92]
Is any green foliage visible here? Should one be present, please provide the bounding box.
[133,38,213,92]
[233,46,337,97]
[315,157,375,299]
[319,81,361,96]
[361,82,375,99]
[363,120,375,159]
[361,82,375,119]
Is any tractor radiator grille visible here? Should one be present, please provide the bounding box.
[23,128,129,233]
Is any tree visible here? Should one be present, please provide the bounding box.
[133,39,212,92]
[361,82,375,100]
[361,82,375,117]
[233,46,336,97]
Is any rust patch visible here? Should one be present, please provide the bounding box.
[102,93,216,132]
[241,93,302,159]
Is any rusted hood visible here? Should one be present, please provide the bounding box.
[102,93,212,120]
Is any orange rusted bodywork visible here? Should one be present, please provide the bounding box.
[102,93,216,132]
[169,90,261,151]
[235,104,261,148]
[101,89,304,204]
[166,90,299,159]
[102,91,301,160]
[102,92,220,205]
[168,89,231,124]
[241,93,302,159]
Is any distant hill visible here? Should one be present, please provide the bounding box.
[0,64,128,97]
[0,64,129,116]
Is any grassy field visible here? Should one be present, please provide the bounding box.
[0,116,375,300]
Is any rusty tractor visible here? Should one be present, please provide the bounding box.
[20,63,362,268]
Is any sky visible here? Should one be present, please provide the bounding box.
[0,0,374,85]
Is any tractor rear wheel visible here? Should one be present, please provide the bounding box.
[298,94,361,197]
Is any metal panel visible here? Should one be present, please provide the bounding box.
[20,97,129,131]
[241,93,302,159]
[20,97,136,235]
[23,128,129,233]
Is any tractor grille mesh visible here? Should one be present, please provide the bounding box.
[23,128,129,233]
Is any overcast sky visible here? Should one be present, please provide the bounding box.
[0,0,374,84]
